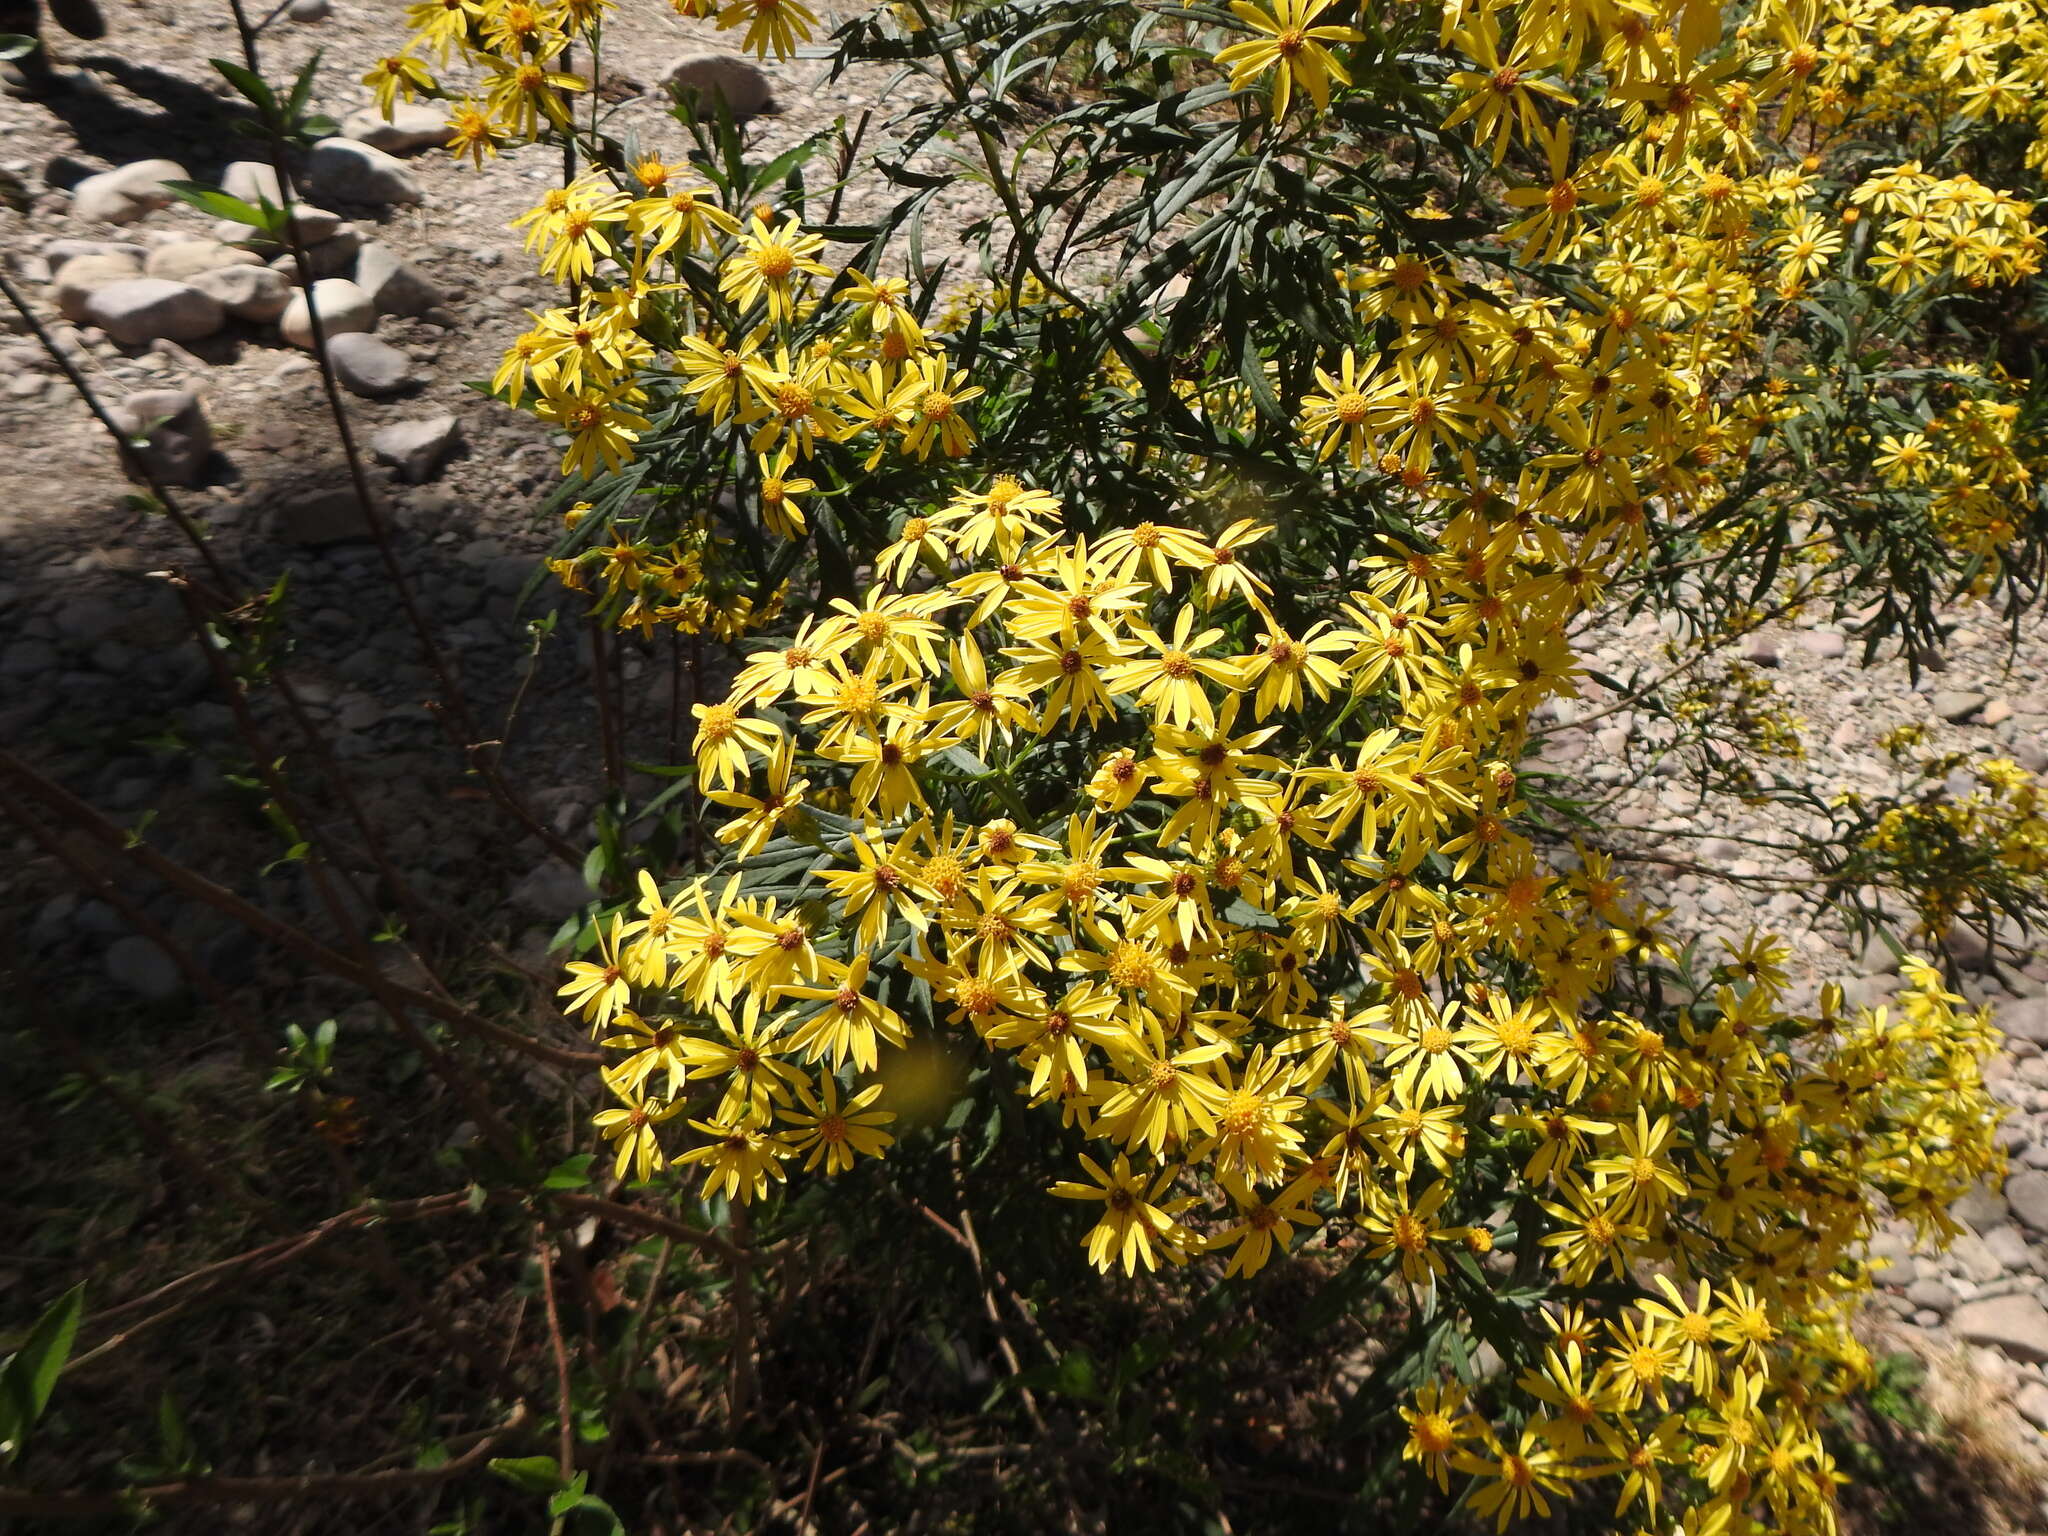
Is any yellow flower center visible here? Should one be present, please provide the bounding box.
[755,244,797,279]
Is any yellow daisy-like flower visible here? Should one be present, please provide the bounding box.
[1213,0,1365,118]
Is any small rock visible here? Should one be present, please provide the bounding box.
[52,252,143,322]
[107,388,212,486]
[354,241,442,317]
[2008,1171,2048,1233]
[327,332,416,397]
[70,158,188,224]
[105,934,181,1000]
[279,278,375,349]
[82,279,225,345]
[1953,1293,2048,1363]
[1945,921,1992,973]
[1904,1277,1958,1316]
[341,103,448,155]
[1985,1224,2035,1271]
[190,264,292,323]
[287,0,331,18]
[307,138,423,207]
[221,160,283,207]
[1800,630,1847,659]
[1742,636,1779,667]
[511,859,597,918]
[1954,1182,2010,1233]
[660,51,774,118]
[1934,688,1990,723]
[146,240,262,282]
[1984,699,2016,727]
[372,413,460,482]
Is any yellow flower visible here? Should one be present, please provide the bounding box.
[1214,0,1365,117]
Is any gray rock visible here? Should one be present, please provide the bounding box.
[82,279,225,345]
[221,160,283,208]
[354,241,441,317]
[1953,1293,2048,1363]
[307,138,423,207]
[1742,636,1779,667]
[327,332,416,398]
[341,103,448,155]
[70,158,188,224]
[190,264,292,323]
[1952,1232,2007,1283]
[510,859,597,917]
[268,484,378,546]
[147,240,262,283]
[1985,1224,2036,1271]
[1945,921,1992,973]
[660,51,773,118]
[372,413,459,483]
[1934,688,1990,723]
[287,0,331,18]
[52,252,144,322]
[2004,996,2048,1047]
[279,278,375,349]
[1954,1182,2011,1234]
[1904,1277,1958,1316]
[2008,1171,2048,1233]
[107,388,212,487]
[105,935,181,1000]
[300,225,364,280]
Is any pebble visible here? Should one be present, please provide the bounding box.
[267,484,378,546]
[299,226,364,281]
[82,279,225,345]
[70,159,187,225]
[307,138,424,207]
[327,332,417,397]
[1985,699,2016,726]
[2009,1170,2048,1233]
[2019,1381,2048,1431]
[287,0,332,19]
[372,413,460,483]
[1800,630,1847,659]
[660,51,774,118]
[1905,1277,1959,1316]
[279,278,375,349]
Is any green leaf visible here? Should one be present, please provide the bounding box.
[543,1153,596,1190]
[210,57,279,118]
[159,180,268,227]
[489,1455,567,1494]
[0,1283,84,1464]
[0,33,36,62]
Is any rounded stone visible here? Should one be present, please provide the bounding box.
[279,278,375,349]
[81,278,225,345]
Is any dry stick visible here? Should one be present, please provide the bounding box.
[547,1193,745,1265]
[538,1233,578,1480]
[0,270,234,591]
[0,797,271,1061]
[0,748,601,1073]
[590,618,625,796]
[0,1403,533,1518]
[726,1204,757,1423]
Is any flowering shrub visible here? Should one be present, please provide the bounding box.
[365,0,2048,1523]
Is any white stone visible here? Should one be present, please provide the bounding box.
[279,278,374,349]
[327,332,415,397]
[190,264,292,323]
[70,159,188,224]
[221,160,283,208]
[660,51,773,118]
[341,103,448,155]
[146,240,261,282]
[307,138,423,207]
[52,252,143,322]
[81,279,224,345]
